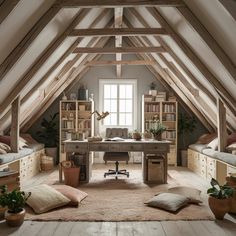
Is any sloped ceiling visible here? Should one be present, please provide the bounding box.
[0,0,235,133]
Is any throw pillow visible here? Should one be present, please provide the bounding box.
[20,133,38,144]
[0,136,11,146]
[145,193,189,212]
[0,142,11,152]
[207,137,218,150]
[0,147,7,154]
[167,186,202,204]
[196,133,217,144]
[226,142,236,151]
[51,185,88,206]
[227,133,236,146]
[26,184,70,214]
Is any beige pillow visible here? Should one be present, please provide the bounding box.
[167,186,202,204]
[207,137,218,150]
[226,142,236,151]
[145,193,189,212]
[0,147,7,154]
[26,184,70,214]
[196,133,217,144]
[0,142,11,152]
[51,185,88,206]
[19,139,28,149]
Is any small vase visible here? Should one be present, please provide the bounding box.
[208,196,231,220]
[154,134,162,141]
[5,208,26,227]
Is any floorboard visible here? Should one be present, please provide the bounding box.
[1,165,236,235]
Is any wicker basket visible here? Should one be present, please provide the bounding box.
[41,156,54,171]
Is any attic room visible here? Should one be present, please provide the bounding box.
[0,0,236,234]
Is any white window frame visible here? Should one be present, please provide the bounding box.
[99,79,137,133]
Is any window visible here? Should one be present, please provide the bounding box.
[99,79,137,129]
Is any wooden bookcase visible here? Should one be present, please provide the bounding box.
[142,95,178,166]
[59,100,94,181]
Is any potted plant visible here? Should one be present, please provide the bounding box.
[149,120,166,140]
[132,130,142,141]
[148,82,157,96]
[178,113,197,166]
[207,178,234,220]
[0,185,31,227]
[37,113,59,164]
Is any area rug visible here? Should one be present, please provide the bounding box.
[25,164,214,221]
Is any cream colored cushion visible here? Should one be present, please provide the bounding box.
[167,186,202,204]
[0,142,11,152]
[26,184,70,214]
[0,147,7,154]
[207,138,218,150]
[226,142,236,152]
[145,193,189,212]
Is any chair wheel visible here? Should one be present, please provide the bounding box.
[127,173,129,178]
[104,174,106,178]
[115,176,118,180]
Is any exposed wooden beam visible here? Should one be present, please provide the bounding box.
[86,60,155,66]
[0,1,61,81]
[147,7,236,109]
[177,6,236,83]
[69,28,168,36]
[217,98,227,152]
[115,7,123,78]
[73,46,166,54]
[10,96,20,153]
[219,0,236,22]
[0,0,20,25]
[0,9,90,115]
[61,0,184,7]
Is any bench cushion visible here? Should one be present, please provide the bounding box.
[188,144,209,153]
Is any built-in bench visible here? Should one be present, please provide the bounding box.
[0,143,45,187]
[188,143,236,185]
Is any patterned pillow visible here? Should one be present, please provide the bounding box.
[26,184,70,214]
[145,193,189,212]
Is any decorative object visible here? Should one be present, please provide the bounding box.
[149,120,166,140]
[148,82,157,96]
[70,93,77,100]
[25,184,70,214]
[0,185,31,227]
[132,131,142,141]
[62,92,67,100]
[207,178,234,220]
[78,84,87,100]
[143,131,152,140]
[145,192,189,212]
[37,113,59,165]
[90,110,109,121]
[62,161,80,187]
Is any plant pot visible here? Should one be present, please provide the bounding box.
[132,132,141,141]
[0,206,6,220]
[63,167,80,187]
[45,147,58,165]
[208,196,231,220]
[149,90,157,96]
[5,208,25,227]
[154,134,162,141]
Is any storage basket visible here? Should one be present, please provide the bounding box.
[41,156,54,171]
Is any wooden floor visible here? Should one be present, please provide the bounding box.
[0,165,236,236]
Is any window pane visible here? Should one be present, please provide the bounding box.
[119,99,126,112]
[119,113,126,125]
[104,100,110,111]
[110,100,117,112]
[126,85,132,98]
[126,100,132,112]
[110,85,117,98]
[104,85,110,98]
[126,113,132,125]
[110,113,117,125]
[119,85,126,98]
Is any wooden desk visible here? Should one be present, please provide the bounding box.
[61,139,170,183]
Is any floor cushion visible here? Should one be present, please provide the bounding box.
[51,185,88,206]
[26,184,70,214]
[167,186,202,204]
[145,193,189,212]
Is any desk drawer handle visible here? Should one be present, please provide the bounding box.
[76,145,79,149]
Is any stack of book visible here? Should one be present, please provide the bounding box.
[155,92,166,101]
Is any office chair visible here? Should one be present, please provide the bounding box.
[103,128,130,179]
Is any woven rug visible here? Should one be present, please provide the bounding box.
[25,164,214,221]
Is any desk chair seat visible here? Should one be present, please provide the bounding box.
[103,128,130,179]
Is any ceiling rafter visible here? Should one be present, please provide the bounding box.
[86,60,155,66]
[73,46,166,54]
[60,0,185,8]
[126,8,217,104]
[0,0,20,25]
[127,35,216,130]
[176,6,236,83]
[114,7,123,77]
[146,7,236,109]
[69,28,168,36]
[0,1,62,81]
[0,8,91,115]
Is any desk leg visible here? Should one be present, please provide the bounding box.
[59,162,62,183]
[164,153,168,184]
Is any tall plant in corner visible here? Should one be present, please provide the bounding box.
[37,112,59,164]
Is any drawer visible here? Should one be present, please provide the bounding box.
[65,143,88,152]
[121,144,143,151]
[89,143,109,151]
[144,144,169,152]
[109,144,120,152]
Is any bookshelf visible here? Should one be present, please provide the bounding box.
[59,100,94,182]
[142,95,178,166]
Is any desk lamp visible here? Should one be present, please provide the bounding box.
[91,110,109,120]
